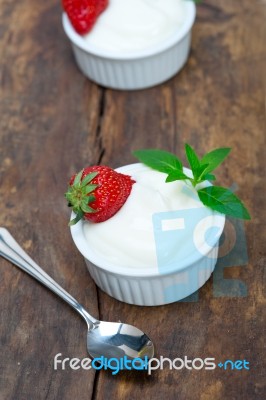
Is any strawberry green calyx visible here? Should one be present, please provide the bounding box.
[65,169,98,226]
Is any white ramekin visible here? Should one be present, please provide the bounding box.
[62,2,196,90]
[70,164,225,306]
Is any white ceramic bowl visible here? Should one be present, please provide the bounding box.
[62,2,196,90]
[70,164,225,306]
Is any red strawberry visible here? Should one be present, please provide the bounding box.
[97,0,108,14]
[65,166,135,224]
[62,0,109,35]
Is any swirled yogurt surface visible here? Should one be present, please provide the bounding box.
[84,0,187,52]
[83,164,221,270]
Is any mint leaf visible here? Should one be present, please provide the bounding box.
[133,145,250,221]
[201,148,231,174]
[185,144,200,173]
[166,170,191,183]
[198,186,251,220]
[204,173,216,181]
[194,163,210,181]
[133,149,183,174]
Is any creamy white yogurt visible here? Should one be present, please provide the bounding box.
[84,0,187,52]
[83,164,218,269]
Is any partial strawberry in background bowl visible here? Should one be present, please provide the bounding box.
[67,147,250,306]
[61,0,196,90]
[62,0,108,35]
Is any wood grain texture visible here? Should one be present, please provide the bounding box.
[0,0,265,399]
[0,1,100,399]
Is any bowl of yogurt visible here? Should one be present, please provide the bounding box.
[70,163,225,306]
[62,0,196,90]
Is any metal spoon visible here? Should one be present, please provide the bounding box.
[0,228,154,362]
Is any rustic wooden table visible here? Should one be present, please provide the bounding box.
[0,0,265,399]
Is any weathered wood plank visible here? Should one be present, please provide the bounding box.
[0,1,101,399]
[0,0,265,399]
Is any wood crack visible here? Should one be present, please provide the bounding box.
[96,89,106,165]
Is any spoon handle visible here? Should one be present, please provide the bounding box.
[0,227,96,327]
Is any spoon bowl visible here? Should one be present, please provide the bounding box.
[87,321,154,360]
[0,228,154,364]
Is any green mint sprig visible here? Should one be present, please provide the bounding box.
[133,146,251,220]
[186,0,202,4]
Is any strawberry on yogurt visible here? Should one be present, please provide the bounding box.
[83,0,187,52]
[83,164,219,269]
